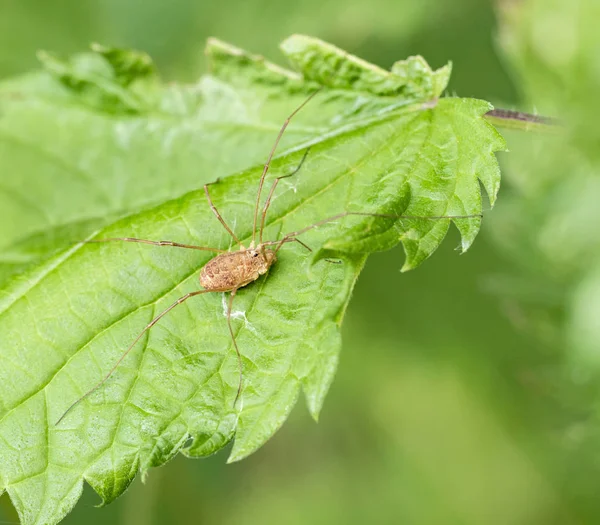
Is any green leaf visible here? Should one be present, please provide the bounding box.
[0,35,504,524]
[281,35,451,99]
[35,44,158,114]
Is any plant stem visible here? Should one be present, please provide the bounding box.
[485,108,559,132]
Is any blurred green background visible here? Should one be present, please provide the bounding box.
[2,0,599,523]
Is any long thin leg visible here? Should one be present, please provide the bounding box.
[204,184,243,247]
[56,289,213,425]
[268,237,341,264]
[83,237,225,252]
[259,148,311,244]
[252,88,323,246]
[286,237,313,253]
[274,211,484,250]
[225,288,244,407]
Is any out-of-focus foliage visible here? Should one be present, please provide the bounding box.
[486,0,600,518]
[0,0,598,524]
[0,0,515,98]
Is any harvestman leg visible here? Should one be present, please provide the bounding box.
[82,237,224,252]
[268,236,344,264]
[57,227,239,422]
[271,211,485,254]
[202,182,250,404]
[204,141,314,404]
[256,148,343,264]
[285,237,313,253]
[225,151,316,406]
[256,150,341,265]
[258,148,311,245]
[204,184,243,247]
[219,92,324,404]
[56,289,213,424]
[202,153,314,406]
[252,88,323,246]
[224,288,245,406]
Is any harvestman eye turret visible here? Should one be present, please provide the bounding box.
[56,87,482,425]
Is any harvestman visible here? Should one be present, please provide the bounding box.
[56,88,481,424]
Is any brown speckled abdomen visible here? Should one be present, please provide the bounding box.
[199,249,276,291]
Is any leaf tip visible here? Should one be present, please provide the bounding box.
[302,379,325,422]
[307,402,321,423]
[227,440,257,464]
[400,259,417,273]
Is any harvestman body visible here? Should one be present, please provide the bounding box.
[56,88,481,424]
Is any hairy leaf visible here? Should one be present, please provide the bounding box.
[0,35,504,524]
